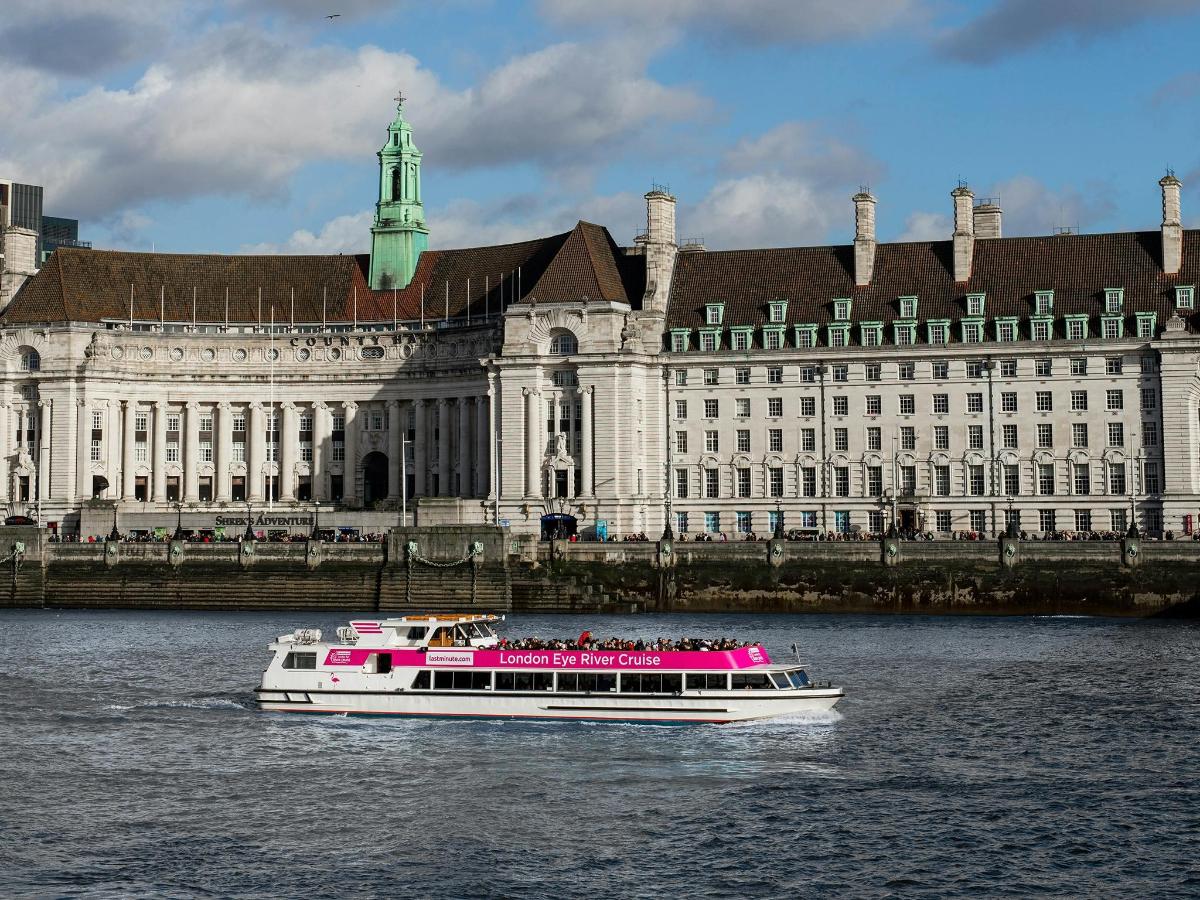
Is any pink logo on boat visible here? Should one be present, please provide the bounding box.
[322,646,772,669]
[351,621,383,634]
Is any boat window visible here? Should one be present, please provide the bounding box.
[595,673,617,692]
[788,669,810,688]
[533,672,553,691]
[405,627,428,641]
[430,627,453,647]
[495,672,515,691]
[434,671,454,690]
[282,652,316,670]
[573,672,597,696]
[731,673,774,690]
[661,673,682,694]
[686,674,728,690]
[450,671,490,690]
[410,670,431,689]
[557,672,579,692]
[622,673,664,693]
[513,672,533,691]
[769,672,791,689]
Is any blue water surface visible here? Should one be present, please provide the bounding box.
[0,609,1197,899]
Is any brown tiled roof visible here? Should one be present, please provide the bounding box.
[1,220,642,325]
[666,230,1200,341]
[526,221,638,304]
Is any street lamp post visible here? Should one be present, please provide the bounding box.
[109,504,120,541]
[1128,492,1139,537]
[662,366,674,541]
[244,497,255,541]
[173,501,184,540]
[401,436,410,528]
[774,496,784,540]
[1005,495,1017,538]
[311,500,321,541]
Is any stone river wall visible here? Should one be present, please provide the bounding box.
[1,526,1198,617]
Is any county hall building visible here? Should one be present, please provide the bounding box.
[1,98,1199,540]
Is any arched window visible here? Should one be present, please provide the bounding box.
[19,350,39,372]
[549,332,577,355]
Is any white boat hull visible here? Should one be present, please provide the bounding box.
[255,688,843,724]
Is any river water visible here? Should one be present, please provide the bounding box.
[1,609,1197,899]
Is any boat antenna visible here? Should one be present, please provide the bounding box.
[791,642,800,663]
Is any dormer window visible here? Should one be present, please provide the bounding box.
[1034,291,1054,315]
[898,296,918,320]
[768,301,787,323]
[832,299,851,321]
[1105,289,1124,314]
[966,293,985,317]
[1176,286,1194,309]
[705,303,724,326]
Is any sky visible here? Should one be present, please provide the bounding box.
[2,0,1200,257]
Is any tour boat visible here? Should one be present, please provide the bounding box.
[254,614,845,724]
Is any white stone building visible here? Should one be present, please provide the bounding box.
[2,101,1200,540]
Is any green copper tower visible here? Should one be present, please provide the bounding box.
[369,94,428,290]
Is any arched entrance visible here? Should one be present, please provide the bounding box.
[362,452,388,505]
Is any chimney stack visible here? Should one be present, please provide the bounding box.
[853,190,877,286]
[973,199,1002,239]
[952,184,975,282]
[639,186,677,314]
[1160,172,1183,275]
[0,224,38,307]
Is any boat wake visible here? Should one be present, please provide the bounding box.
[105,694,251,712]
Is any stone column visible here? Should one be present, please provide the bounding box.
[413,399,427,497]
[37,399,50,502]
[580,385,594,496]
[214,402,231,501]
[279,401,297,501]
[387,399,402,499]
[457,398,471,497]
[122,400,137,500]
[76,400,90,500]
[183,401,200,502]
[436,399,450,496]
[0,403,8,503]
[311,401,327,502]
[248,401,265,501]
[153,401,168,502]
[342,401,358,505]
[524,387,541,498]
[475,395,488,498]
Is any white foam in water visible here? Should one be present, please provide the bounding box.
[104,698,247,712]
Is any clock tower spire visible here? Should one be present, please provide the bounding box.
[369,92,429,290]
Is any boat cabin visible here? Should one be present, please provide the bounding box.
[334,614,502,650]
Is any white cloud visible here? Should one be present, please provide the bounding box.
[677,121,883,249]
[0,21,703,226]
[897,210,949,242]
[241,210,373,255]
[540,0,923,45]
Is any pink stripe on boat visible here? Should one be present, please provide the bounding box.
[323,646,770,669]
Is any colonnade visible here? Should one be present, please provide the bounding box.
[73,395,491,505]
